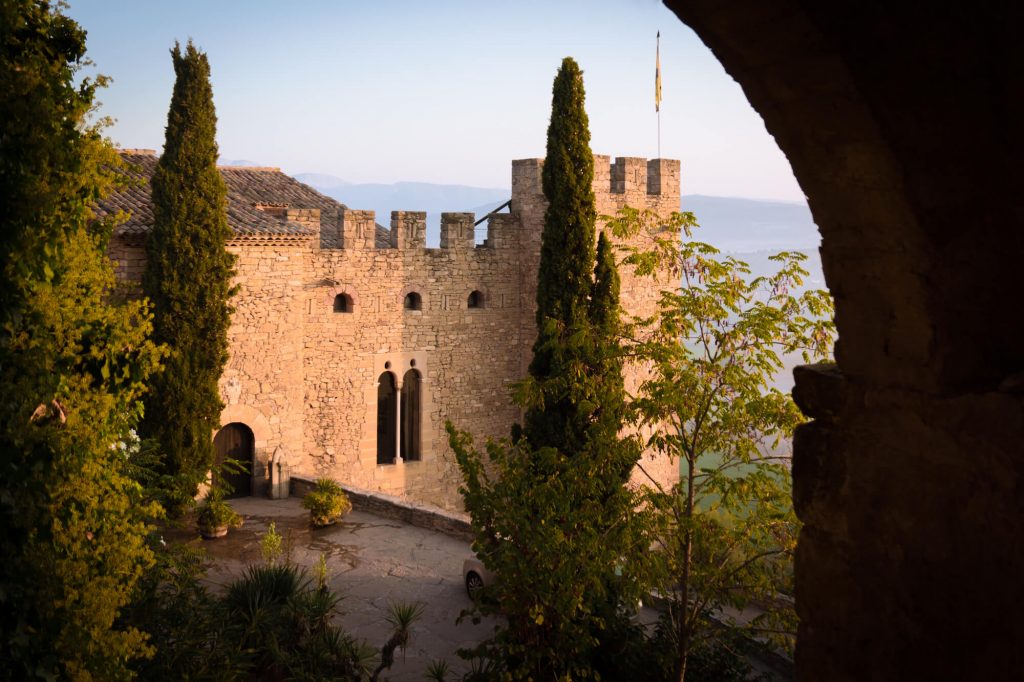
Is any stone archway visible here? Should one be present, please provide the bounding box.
[661,3,1024,679]
[218,403,274,497]
[213,423,254,498]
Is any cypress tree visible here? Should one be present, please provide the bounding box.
[0,1,163,676]
[535,57,596,330]
[448,57,644,676]
[524,57,630,476]
[141,41,234,509]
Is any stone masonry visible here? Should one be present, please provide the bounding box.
[102,150,681,511]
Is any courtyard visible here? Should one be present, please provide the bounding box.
[166,496,497,681]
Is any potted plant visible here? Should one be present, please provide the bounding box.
[302,478,352,527]
[197,492,243,539]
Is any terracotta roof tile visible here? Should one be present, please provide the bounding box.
[98,151,390,247]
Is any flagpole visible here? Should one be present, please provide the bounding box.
[655,31,662,159]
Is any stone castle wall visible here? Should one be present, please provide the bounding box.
[108,154,681,510]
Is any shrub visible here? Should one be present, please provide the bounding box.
[196,494,242,536]
[302,478,352,526]
[260,521,283,564]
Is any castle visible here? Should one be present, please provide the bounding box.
[101,151,681,511]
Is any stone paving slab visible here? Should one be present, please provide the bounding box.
[166,496,497,680]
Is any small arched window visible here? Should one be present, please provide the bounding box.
[467,290,484,309]
[377,372,397,465]
[404,292,422,311]
[400,369,421,462]
[333,293,353,313]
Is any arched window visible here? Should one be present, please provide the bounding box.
[467,290,484,309]
[404,292,422,311]
[400,369,421,462]
[376,372,397,464]
[333,293,353,313]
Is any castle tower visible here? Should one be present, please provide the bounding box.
[510,154,683,492]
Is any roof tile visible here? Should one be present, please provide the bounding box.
[99,151,390,247]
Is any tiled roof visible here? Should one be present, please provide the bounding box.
[98,150,390,246]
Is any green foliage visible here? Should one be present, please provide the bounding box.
[524,56,607,455]
[302,477,353,526]
[426,658,451,681]
[261,521,284,564]
[371,601,425,681]
[223,563,372,680]
[0,2,164,678]
[535,57,595,331]
[123,541,247,678]
[449,425,649,680]
[451,57,645,679]
[141,40,235,511]
[196,492,242,535]
[129,555,414,681]
[314,551,329,590]
[607,206,834,678]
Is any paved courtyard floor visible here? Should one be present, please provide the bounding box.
[166,496,496,681]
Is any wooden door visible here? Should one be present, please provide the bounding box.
[213,423,254,498]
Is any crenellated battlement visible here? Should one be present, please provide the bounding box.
[327,154,677,254]
[512,154,680,208]
[440,213,474,249]
[389,211,426,249]
[333,209,518,253]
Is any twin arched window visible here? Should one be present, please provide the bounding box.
[376,367,422,464]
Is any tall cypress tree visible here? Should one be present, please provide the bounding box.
[450,59,643,677]
[0,1,163,676]
[141,41,234,509]
[524,57,630,475]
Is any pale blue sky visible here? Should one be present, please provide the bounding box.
[68,0,804,201]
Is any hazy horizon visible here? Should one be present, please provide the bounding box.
[70,0,807,203]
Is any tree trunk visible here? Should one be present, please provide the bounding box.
[678,454,696,681]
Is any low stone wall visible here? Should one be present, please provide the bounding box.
[290,474,474,541]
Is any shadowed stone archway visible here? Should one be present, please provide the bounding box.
[662,2,1024,679]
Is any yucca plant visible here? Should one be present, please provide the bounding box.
[370,601,425,681]
[426,658,451,681]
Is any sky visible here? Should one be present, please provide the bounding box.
[67,0,805,202]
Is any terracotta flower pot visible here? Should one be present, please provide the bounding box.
[201,524,229,539]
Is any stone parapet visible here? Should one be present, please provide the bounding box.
[290,474,473,540]
[390,211,426,249]
[339,208,377,250]
[439,212,474,250]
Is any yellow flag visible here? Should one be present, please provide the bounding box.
[655,31,662,112]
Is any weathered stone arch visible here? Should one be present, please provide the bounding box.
[466,284,489,309]
[218,403,275,497]
[662,3,1024,678]
[325,284,360,311]
[398,283,428,311]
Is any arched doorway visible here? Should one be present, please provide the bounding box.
[213,422,254,498]
[661,3,1023,679]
